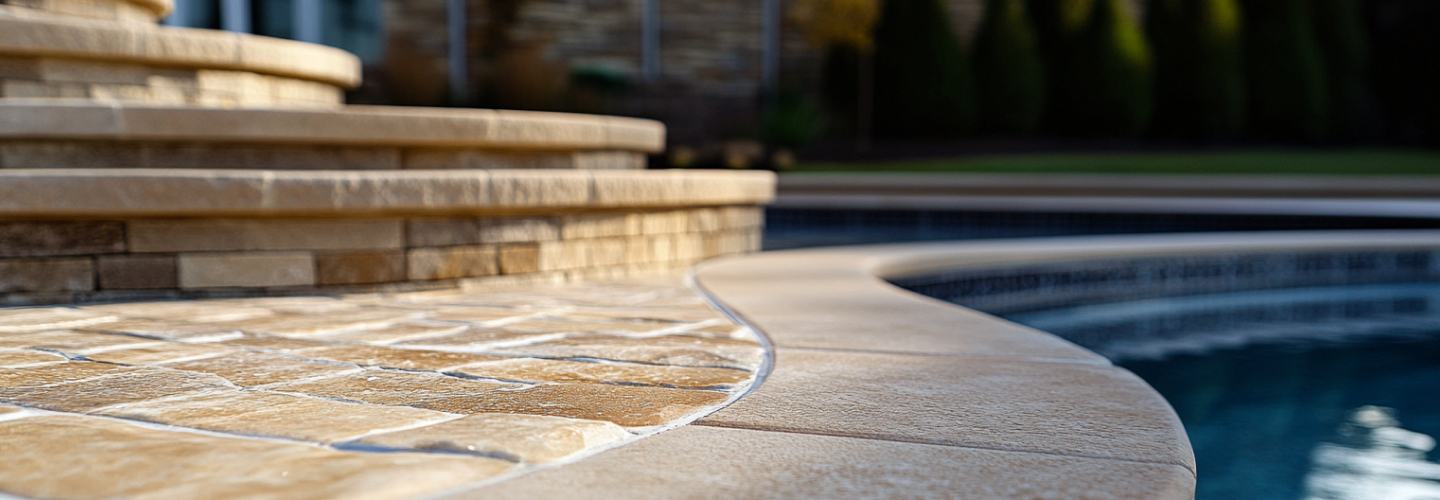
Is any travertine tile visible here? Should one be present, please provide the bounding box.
[162,351,359,387]
[318,322,470,344]
[491,334,764,370]
[449,425,1195,500]
[558,213,636,240]
[440,383,730,427]
[227,310,419,337]
[81,301,274,323]
[177,251,315,288]
[493,319,680,336]
[563,305,727,324]
[353,413,630,464]
[0,349,67,368]
[0,307,117,333]
[292,345,505,371]
[129,219,403,252]
[0,368,231,412]
[0,330,160,352]
[0,361,133,388]
[498,244,540,274]
[316,250,406,285]
[0,416,513,500]
[77,318,245,342]
[215,335,331,351]
[451,358,753,389]
[97,390,455,443]
[479,217,559,243]
[96,254,179,290]
[406,218,483,247]
[267,370,519,407]
[699,349,1195,471]
[426,306,541,324]
[81,343,231,365]
[396,328,565,351]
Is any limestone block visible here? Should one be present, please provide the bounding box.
[0,79,87,98]
[591,171,682,207]
[266,369,519,407]
[719,206,764,229]
[0,416,513,500]
[37,58,151,85]
[408,246,499,281]
[572,151,646,170]
[352,413,631,464]
[96,390,454,443]
[0,56,40,79]
[177,251,314,288]
[0,257,92,292]
[421,382,729,428]
[404,149,574,170]
[408,218,483,247]
[687,208,721,232]
[599,116,668,153]
[0,368,232,412]
[498,244,540,275]
[0,221,124,258]
[162,351,358,387]
[487,110,608,150]
[488,170,591,207]
[537,240,586,272]
[129,219,403,252]
[451,358,753,389]
[672,233,705,261]
[625,236,652,264]
[492,334,763,371]
[586,237,627,267]
[315,250,405,285]
[0,140,145,168]
[141,143,402,170]
[558,213,638,240]
[480,217,558,243]
[97,254,177,290]
[638,211,688,235]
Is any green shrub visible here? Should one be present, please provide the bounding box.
[871,0,975,137]
[1146,0,1246,138]
[761,91,828,149]
[1242,0,1329,140]
[973,0,1046,135]
[1029,0,1152,136]
[1313,0,1369,139]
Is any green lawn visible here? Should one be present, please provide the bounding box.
[791,149,1440,175]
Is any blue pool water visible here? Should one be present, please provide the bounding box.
[1007,283,1440,500]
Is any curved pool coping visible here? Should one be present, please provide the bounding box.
[451,230,1440,499]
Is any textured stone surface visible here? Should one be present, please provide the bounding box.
[162,351,359,387]
[80,342,229,364]
[446,383,730,428]
[0,348,66,367]
[268,369,520,407]
[408,246,499,281]
[354,413,630,464]
[451,358,752,389]
[96,254,177,290]
[0,307,116,332]
[316,250,406,285]
[453,425,1196,500]
[492,334,763,370]
[177,251,314,288]
[0,257,93,292]
[0,360,132,388]
[0,329,156,351]
[292,345,505,371]
[498,244,540,274]
[98,390,455,443]
[0,221,124,258]
[700,348,1194,471]
[0,416,514,500]
[129,219,403,253]
[0,367,231,412]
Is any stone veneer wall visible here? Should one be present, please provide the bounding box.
[0,207,763,304]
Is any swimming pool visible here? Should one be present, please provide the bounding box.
[893,253,1440,499]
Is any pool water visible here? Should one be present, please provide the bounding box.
[1006,283,1440,500]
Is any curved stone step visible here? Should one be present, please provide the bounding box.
[0,6,359,90]
[2,0,169,23]
[0,102,665,169]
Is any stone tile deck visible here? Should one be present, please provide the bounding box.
[0,277,763,500]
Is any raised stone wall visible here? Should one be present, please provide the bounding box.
[0,207,763,304]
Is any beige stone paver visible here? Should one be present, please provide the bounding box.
[0,278,763,499]
[0,348,68,367]
[446,383,731,428]
[291,345,506,371]
[96,390,456,444]
[0,416,513,500]
[162,351,360,387]
[0,368,232,412]
[490,334,764,370]
[354,413,631,464]
[451,358,753,389]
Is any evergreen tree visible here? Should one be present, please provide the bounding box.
[871,0,975,137]
[1029,0,1152,136]
[1147,0,1246,138]
[1312,0,1369,139]
[1242,0,1329,140]
[974,0,1047,135]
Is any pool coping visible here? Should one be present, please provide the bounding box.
[450,229,1440,499]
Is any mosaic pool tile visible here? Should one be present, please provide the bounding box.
[0,278,765,499]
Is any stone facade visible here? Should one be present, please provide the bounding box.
[0,208,764,304]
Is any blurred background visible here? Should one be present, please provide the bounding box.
[162,0,1440,171]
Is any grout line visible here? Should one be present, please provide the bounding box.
[691,421,1197,477]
